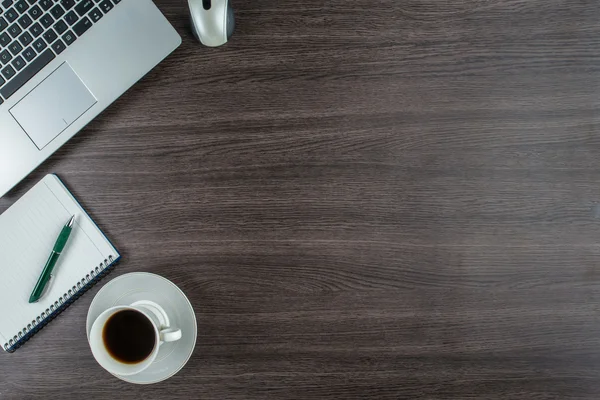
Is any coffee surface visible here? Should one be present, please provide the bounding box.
[102,310,156,364]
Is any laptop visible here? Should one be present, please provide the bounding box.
[0,0,181,197]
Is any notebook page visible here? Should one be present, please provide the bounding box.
[0,175,117,345]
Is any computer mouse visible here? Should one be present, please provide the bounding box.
[188,0,235,47]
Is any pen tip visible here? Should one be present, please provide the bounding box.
[67,215,75,228]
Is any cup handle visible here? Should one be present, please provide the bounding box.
[160,327,182,343]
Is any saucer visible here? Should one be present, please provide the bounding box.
[86,272,197,384]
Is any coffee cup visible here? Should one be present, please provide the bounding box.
[89,300,182,376]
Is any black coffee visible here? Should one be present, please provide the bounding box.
[102,310,156,364]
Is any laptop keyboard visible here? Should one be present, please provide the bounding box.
[0,0,121,106]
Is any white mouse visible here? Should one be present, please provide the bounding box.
[188,0,235,47]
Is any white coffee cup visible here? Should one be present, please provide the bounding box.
[89,300,182,376]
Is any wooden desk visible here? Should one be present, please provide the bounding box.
[3,0,600,398]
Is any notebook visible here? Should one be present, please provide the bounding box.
[0,174,120,353]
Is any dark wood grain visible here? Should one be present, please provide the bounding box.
[3,0,600,398]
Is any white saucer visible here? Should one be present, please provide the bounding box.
[86,272,197,384]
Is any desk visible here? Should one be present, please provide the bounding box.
[2,0,600,398]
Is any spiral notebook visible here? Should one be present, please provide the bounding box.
[0,174,120,353]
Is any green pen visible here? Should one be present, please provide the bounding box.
[29,215,76,304]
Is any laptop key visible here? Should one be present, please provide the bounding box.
[0,48,55,98]
[0,49,11,65]
[50,4,64,19]
[53,19,66,34]
[32,37,45,51]
[98,0,112,13]
[10,54,24,70]
[22,45,35,61]
[51,37,64,54]
[88,7,101,22]
[39,13,53,28]
[0,17,7,32]
[29,21,42,36]
[60,0,75,10]
[18,30,31,45]
[39,0,52,11]
[62,29,75,45]
[1,64,15,80]
[72,16,90,36]
[8,39,21,55]
[43,27,56,43]
[1,0,13,9]
[75,0,93,16]
[64,10,77,25]
[0,76,5,87]
[14,0,28,14]
[7,22,20,37]
[4,8,18,23]
[28,4,41,19]
[17,13,31,28]
[0,32,10,47]
[14,0,28,13]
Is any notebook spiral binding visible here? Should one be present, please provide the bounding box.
[3,255,117,353]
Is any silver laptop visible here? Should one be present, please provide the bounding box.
[0,0,181,197]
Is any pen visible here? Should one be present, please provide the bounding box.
[29,215,76,304]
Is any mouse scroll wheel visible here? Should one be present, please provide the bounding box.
[203,0,211,10]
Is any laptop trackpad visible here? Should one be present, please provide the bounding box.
[10,63,97,150]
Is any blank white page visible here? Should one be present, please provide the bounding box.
[0,175,118,348]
